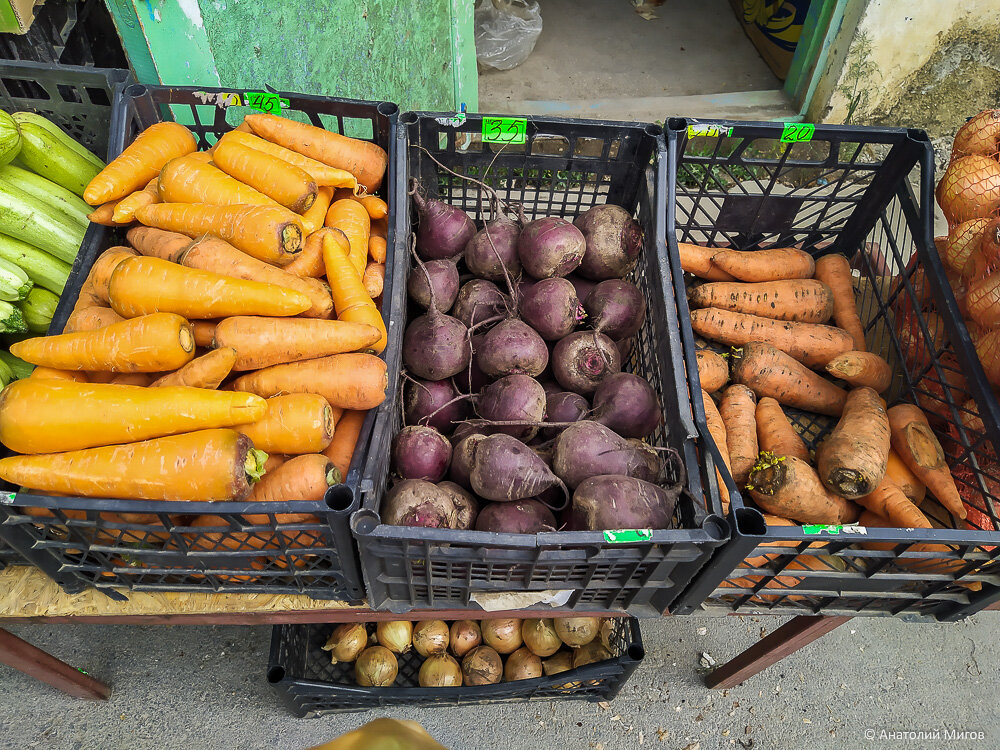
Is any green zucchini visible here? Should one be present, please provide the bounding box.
[0,350,33,379]
[12,114,101,197]
[0,256,31,301]
[12,112,104,171]
[0,181,85,263]
[0,233,70,294]
[0,111,21,167]
[0,164,90,229]
[0,300,26,333]
[18,286,58,332]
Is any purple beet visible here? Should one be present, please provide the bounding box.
[539,379,563,397]
[565,273,598,304]
[518,217,586,279]
[477,374,546,440]
[616,337,634,363]
[408,259,460,312]
[571,475,677,531]
[519,277,585,341]
[437,481,479,529]
[465,212,521,281]
[592,372,661,438]
[452,279,511,329]
[402,309,472,380]
[382,479,461,528]
[574,204,643,280]
[469,433,567,502]
[454,333,491,393]
[478,319,549,378]
[475,499,556,533]
[404,378,467,435]
[413,188,476,261]
[392,425,453,482]
[552,420,662,489]
[583,280,647,340]
[551,331,622,395]
[450,433,487,489]
[543,391,590,438]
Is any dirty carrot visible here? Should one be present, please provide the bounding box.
[814,253,866,351]
[212,138,318,212]
[747,452,859,524]
[887,404,965,520]
[731,342,847,416]
[323,231,387,352]
[710,247,815,282]
[112,177,160,223]
[233,393,336,454]
[323,408,367,478]
[856,476,931,528]
[677,242,735,281]
[84,121,197,205]
[754,396,809,463]
[701,388,731,512]
[326,198,370,277]
[695,349,728,393]
[10,312,195,373]
[815,386,890,499]
[125,226,193,263]
[885,449,926,505]
[301,186,334,234]
[213,315,380,370]
[191,320,218,348]
[824,351,893,392]
[720,384,758,485]
[688,279,834,323]
[216,130,360,190]
[363,262,385,298]
[149,347,237,389]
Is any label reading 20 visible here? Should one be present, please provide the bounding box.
[482,117,527,145]
[781,123,815,143]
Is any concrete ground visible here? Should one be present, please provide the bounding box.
[1,611,997,750]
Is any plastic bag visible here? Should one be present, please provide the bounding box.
[474,0,543,71]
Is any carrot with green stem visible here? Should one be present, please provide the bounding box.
[754,397,809,463]
[678,242,735,281]
[323,409,367,478]
[824,351,893,392]
[112,177,160,223]
[212,138,318,212]
[814,253,866,351]
[719,384,758,485]
[229,353,388,410]
[149,347,237,389]
[0,429,265,501]
[695,349,728,393]
[214,315,380,370]
[688,279,834,323]
[233,393,336,454]
[815,386,890,499]
[326,198,370,277]
[125,226,192,263]
[710,247,815,282]
[701,388,732,512]
[747,452,859,524]
[323,231,387,352]
[301,186,334,234]
[216,130,360,190]
[731,342,847,416]
[84,122,197,205]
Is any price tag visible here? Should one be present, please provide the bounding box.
[244,91,289,115]
[0,492,13,504]
[802,524,867,536]
[603,529,653,543]
[780,122,816,143]
[686,124,733,138]
[482,117,527,145]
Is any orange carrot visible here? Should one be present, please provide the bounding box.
[856,476,931,528]
[754,397,809,462]
[326,198,370,277]
[108,256,311,319]
[824,351,893,392]
[125,226,192,263]
[301,186,334,233]
[10,312,195,373]
[285,228,343,278]
[112,177,160,223]
[0,429,264,501]
[263,453,287,474]
[887,404,965,520]
[369,217,387,263]
[356,195,387,220]
[323,409,367,478]
[213,316,381,370]
[701,388,732,512]
[720,384,757,484]
[212,138,318,212]
[64,306,124,334]
[157,154,279,207]
[87,201,127,226]
[885,449,926,505]
[731,342,847,416]
[695,349,728,393]
[28,367,87,382]
[243,113,387,192]
[84,122,197,205]
[363,262,386,298]
[135,203,303,266]
[815,387,890,499]
[84,371,115,384]
[677,242,735,281]
[108,373,153,386]
[233,393,336,454]
[0,380,265,453]
[229,353,387,410]
[74,246,137,309]
[216,130,360,190]
[688,279,834,323]
[191,320,218,348]
[323,232,387,352]
[244,453,339,522]
[747,453,859,524]
[149,347,237,389]
[814,253,866,351]
[710,248,815,282]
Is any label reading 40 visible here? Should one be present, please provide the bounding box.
[781,122,816,143]
[482,117,527,145]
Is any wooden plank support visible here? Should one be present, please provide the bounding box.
[0,628,110,700]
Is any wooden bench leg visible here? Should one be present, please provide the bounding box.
[705,615,852,689]
[0,628,110,700]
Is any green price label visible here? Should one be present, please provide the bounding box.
[687,124,733,138]
[0,492,13,504]
[603,529,653,543]
[802,524,867,536]
[244,91,289,115]
[482,117,527,145]
[781,122,816,143]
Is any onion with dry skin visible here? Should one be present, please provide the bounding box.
[481,618,523,655]
[572,640,611,668]
[521,618,562,657]
[598,618,614,652]
[419,653,463,687]
[504,646,543,682]
[449,620,482,658]
[542,651,574,676]
[554,617,599,648]
[937,154,1000,225]
[376,620,413,654]
[461,645,503,685]
[321,623,367,664]
[413,620,450,657]
[952,109,1000,158]
[355,646,398,687]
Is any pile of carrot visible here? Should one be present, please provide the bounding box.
[0,112,392,553]
[682,241,973,589]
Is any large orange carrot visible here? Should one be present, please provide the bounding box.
[814,253,866,351]
[695,349,728,393]
[212,138,318,213]
[0,380,265,453]
[701,388,731,511]
[363,262,385,298]
[135,203,303,265]
[73,246,138,310]
[87,201,127,226]
[285,228,343,278]
[0,429,264,501]
[677,242,735,281]
[824,351,893,392]
[234,393,336,454]
[856,476,930,528]
[191,320,218,348]
[10,312,194,373]
[28,367,87,382]
[369,217,387,263]
[84,122,197,205]
[108,256,311,319]
[710,248,815,282]
[178,235,333,318]
[688,279,834,323]
[887,404,965,519]
[731,342,847,416]
[885,449,926,505]
[149,347,237,389]
[326,198,370,277]
[214,315,381,370]
[64,307,124,333]
[690,308,854,368]
[323,232,387,352]
[157,154,279,207]
[815,387,890,499]
[244,113,388,192]
[216,130,360,190]
[245,453,339,522]
[754,397,809,462]
[229,353,388,410]
[112,177,160,223]
[720,384,758,484]
[125,226,192,263]
[323,408,366,478]
[747,453,859,524]
[301,186,334,233]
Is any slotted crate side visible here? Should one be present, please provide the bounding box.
[0,84,400,601]
[351,112,732,617]
[267,617,644,717]
[665,119,1000,620]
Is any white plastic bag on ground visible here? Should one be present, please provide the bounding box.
[474,0,543,71]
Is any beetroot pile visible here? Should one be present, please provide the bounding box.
[382,180,684,535]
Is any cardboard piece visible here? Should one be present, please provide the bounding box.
[729,0,810,81]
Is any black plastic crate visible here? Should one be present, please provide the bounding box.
[267,616,644,717]
[350,112,732,617]
[665,118,1000,620]
[0,0,128,69]
[0,84,400,601]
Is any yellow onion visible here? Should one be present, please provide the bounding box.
[412,620,450,657]
[572,640,611,669]
[376,620,413,654]
[542,650,574,676]
[355,646,398,687]
[321,623,367,664]
[521,618,562,657]
[952,110,1000,158]
[503,646,542,682]
[946,218,991,277]
[598,618,615,652]
[481,618,522,654]
[419,653,463,687]
[937,155,1000,225]
[461,645,503,685]
[449,619,482,658]
[554,617,599,648]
